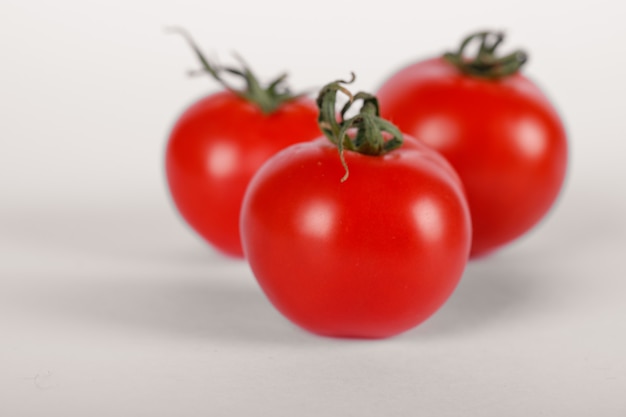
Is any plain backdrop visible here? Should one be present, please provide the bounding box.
[1,0,626,416]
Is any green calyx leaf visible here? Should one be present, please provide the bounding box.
[168,27,300,114]
[443,30,528,79]
[316,74,404,182]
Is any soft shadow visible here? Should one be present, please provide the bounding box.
[39,273,316,346]
[404,255,543,340]
[519,185,626,257]
[23,251,550,345]
[402,186,626,341]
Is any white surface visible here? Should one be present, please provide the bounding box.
[2,0,626,415]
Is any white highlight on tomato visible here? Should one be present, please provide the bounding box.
[207,142,238,178]
[299,200,336,238]
[411,197,444,242]
[514,117,547,159]
[415,115,459,150]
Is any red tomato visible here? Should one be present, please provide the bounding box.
[240,80,471,338]
[165,29,320,257]
[166,92,319,257]
[377,32,568,257]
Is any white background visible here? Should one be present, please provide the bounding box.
[1,0,626,415]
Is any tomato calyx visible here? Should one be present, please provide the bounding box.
[443,30,528,79]
[317,74,404,182]
[168,27,301,114]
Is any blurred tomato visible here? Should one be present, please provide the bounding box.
[377,31,568,257]
[165,29,320,257]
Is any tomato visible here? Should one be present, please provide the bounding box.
[240,79,471,338]
[377,31,568,257]
[165,29,320,257]
[166,93,320,257]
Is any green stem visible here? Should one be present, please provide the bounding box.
[167,27,300,114]
[317,75,404,182]
[443,30,528,79]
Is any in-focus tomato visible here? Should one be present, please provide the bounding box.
[240,79,471,338]
[165,29,320,257]
[377,31,568,257]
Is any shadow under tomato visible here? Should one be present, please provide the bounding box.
[34,272,320,346]
[402,185,625,340]
[6,188,612,344]
[404,253,546,340]
[22,246,552,345]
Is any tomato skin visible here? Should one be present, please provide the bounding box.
[165,91,320,257]
[377,57,568,257]
[240,137,471,338]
